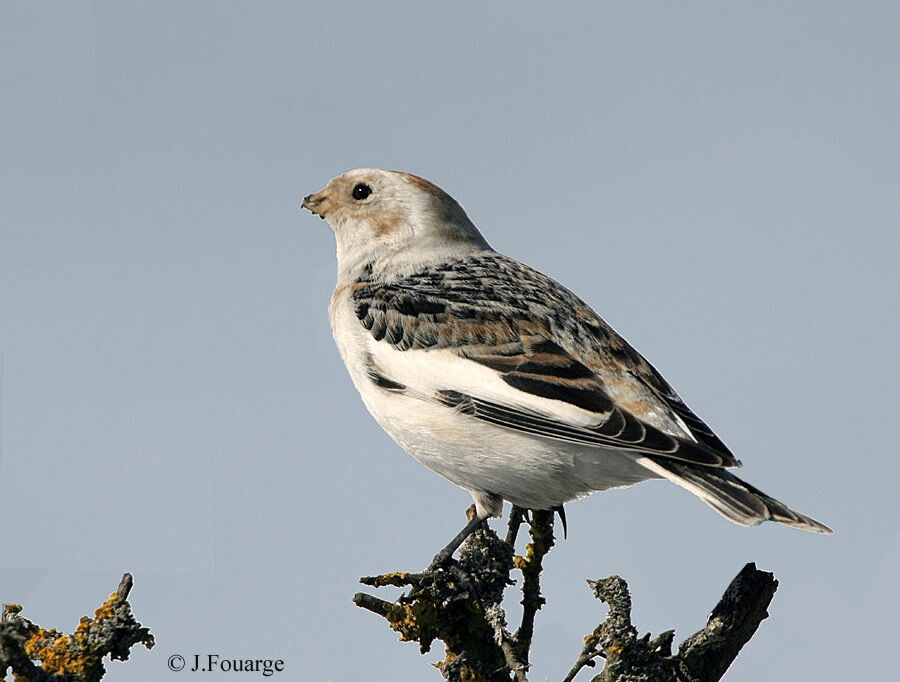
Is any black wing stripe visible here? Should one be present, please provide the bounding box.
[436,390,726,467]
[502,374,614,413]
[364,354,407,392]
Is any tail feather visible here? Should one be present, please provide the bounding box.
[636,457,833,535]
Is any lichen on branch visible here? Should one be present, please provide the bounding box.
[1,573,154,682]
[355,507,780,682]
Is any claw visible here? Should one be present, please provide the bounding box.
[553,505,568,539]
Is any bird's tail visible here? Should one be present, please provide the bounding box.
[636,457,833,535]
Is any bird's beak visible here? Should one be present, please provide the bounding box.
[301,189,330,219]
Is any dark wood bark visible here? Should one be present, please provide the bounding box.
[356,509,778,682]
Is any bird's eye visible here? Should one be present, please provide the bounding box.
[352,183,372,200]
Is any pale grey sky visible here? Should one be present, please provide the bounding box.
[1,2,897,680]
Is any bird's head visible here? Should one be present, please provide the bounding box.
[302,168,489,276]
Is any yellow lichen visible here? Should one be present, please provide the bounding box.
[25,631,94,677]
[384,603,418,639]
[93,594,123,620]
[17,594,141,679]
[379,572,409,582]
[434,650,457,669]
[4,577,151,682]
[23,627,63,658]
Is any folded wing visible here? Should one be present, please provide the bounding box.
[353,252,738,469]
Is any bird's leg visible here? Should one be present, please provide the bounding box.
[428,504,484,569]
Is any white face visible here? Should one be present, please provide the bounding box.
[301,168,489,276]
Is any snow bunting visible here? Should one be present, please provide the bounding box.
[302,168,831,559]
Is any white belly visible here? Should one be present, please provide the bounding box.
[328,285,657,510]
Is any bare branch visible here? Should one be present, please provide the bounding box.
[564,563,778,682]
[676,562,778,681]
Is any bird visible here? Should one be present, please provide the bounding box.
[301,168,832,564]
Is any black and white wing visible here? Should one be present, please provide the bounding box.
[351,252,738,469]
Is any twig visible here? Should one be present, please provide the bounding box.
[116,573,134,600]
[512,509,555,667]
[561,634,603,682]
[484,604,529,682]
